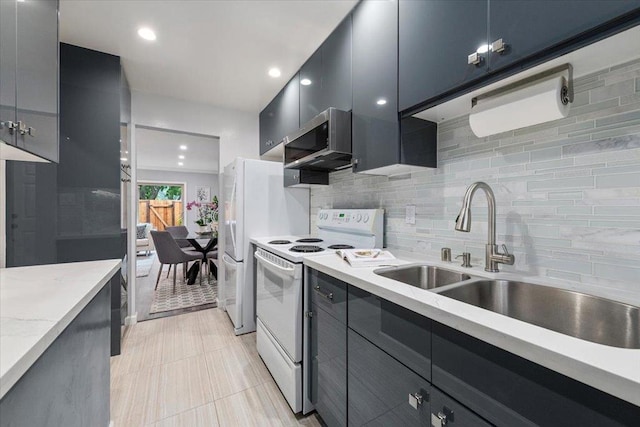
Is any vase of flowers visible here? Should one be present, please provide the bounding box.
[187,195,219,234]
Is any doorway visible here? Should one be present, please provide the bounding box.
[134,125,220,322]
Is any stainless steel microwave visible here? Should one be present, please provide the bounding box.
[283,108,351,171]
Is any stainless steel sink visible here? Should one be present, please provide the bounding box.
[374,264,473,290]
[438,280,640,349]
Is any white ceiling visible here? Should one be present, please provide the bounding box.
[136,127,220,174]
[59,0,358,113]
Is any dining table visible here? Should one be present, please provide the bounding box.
[177,233,217,285]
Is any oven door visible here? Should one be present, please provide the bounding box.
[255,248,303,362]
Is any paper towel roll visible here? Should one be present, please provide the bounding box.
[469,75,570,137]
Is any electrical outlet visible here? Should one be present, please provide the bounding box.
[405,205,416,225]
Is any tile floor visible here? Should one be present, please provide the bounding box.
[110,308,321,426]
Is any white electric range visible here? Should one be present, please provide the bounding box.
[252,209,384,414]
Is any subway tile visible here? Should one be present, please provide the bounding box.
[590,79,635,103]
[595,172,640,188]
[557,206,592,215]
[562,134,640,157]
[558,120,594,134]
[595,109,640,127]
[594,263,640,283]
[527,176,594,191]
[548,191,583,200]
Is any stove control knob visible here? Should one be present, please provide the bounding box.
[356,214,362,222]
[363,214,370,223]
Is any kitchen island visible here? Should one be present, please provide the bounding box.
[0,259,120,427]
[304,251,639,425]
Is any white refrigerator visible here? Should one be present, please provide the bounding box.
[221,158,309,335]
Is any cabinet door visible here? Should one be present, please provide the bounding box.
[489,1,640,73]
[322,15,352,114]
[16,0,59,162]
[311,305,347,427]
[299,49,323,125]
[275,73,300,146]
[348,330,431,426]
[398,0,488,111]
[348,285,431,380]
[0,0,17,146]
[430,386,492,427]
[352,0,400,173]
[259,100,277,155]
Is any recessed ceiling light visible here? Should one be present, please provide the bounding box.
[268,67,281,78]
[178,155,185,159]
[138,27,157,41]
[179,145,187,150]
[178,162,184,166]
[376,98,387,106]
[476,44,490,54]
[120,157,128,161]
[300,78,312,86]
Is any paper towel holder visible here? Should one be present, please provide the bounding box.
[471,63,574,108]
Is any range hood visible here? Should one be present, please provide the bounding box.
[283,108,351,171]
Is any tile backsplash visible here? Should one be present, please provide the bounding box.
[311,59,640,300]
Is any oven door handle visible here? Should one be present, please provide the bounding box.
[255,251,297,279]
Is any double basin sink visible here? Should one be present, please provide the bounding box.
[374,264,640,349]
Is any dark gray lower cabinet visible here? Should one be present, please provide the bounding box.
[310,270,348,427]
[348,285,431,381]
[0,283,111,427]
[348,330,430,426]
[432,322,640,427]
[429,386,492,427]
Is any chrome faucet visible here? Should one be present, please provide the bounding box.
[455,182,515,272]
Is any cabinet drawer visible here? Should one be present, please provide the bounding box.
[309,269,347,323]
[432,322,640,427]
[430,386,492,427]
[348,329,430,426]
[348,285,431,380]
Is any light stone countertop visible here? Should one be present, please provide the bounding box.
[0,259,121,398]
[303,251,640,406]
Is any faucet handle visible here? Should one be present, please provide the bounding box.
[501,244,510,256]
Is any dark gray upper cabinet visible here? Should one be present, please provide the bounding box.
[300,16,352,125]
[351,0,400,173]
[259,73,299,155]
[398,0,488,112]
[15,0,59,162]
[488,1,640,73]
[399,0,640,113]
[0,0,17,146]
[352,0,437,175]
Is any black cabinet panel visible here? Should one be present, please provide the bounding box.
[321,15,352,114]
[432,322,640,427]
[0,284,111,427]
[309,269,347,322]
[259,73,300,155]
[488,1,640,73]
[311,304,347,427]
[348,285,432,380]
[348,330,431,426]
[0,0,17,146]
[352,0,399,173]
[300,49,323,125]
[399,0,488,111]
[15,0,59,162]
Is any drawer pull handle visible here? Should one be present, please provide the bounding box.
[408,392,423,409]
[314,285,333,300]
[431,407,454,427]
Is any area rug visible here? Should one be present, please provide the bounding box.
[136,255,155,277]
[149,273,217,314]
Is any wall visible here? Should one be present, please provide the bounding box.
[311,59,640,302]
[137,168,219,234]
[131,91,259,171]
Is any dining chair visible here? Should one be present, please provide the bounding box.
[150,231,202,293]
[165,225,191,278]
